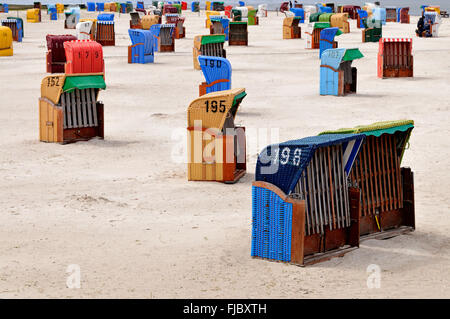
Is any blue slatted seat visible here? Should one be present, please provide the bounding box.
[198,55,232,94]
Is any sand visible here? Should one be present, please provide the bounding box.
[0,10,449,298]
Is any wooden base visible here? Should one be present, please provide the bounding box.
[223,169,246,184]
[360,226,414,242]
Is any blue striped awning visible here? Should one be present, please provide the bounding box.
[255,134,365,194]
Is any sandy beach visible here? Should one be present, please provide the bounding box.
[0,9,449,298]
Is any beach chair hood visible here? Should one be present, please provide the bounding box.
[255,134,365,194]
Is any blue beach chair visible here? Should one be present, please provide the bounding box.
[128,29,154,64]
[198,55,232,95]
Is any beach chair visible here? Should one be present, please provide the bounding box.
[229,22,248,46]
[283,17,301,39]
[64,7,80,29]
[0,26,13,56]
[96,2,105,11]
[342,5,360,19]
[46,35,77,73]
[257,4,267,18]
[27,9,41,23]
[174,16,186,39]
[320,48,364,96]
[248,9,258,25]
[163,4,177,14]
[150,24,162,52]
[212,1,224,11]
[252,133,365,266]
[232,7,248,22]
[33,2,42,22]
[386,7,397,22]
[76,21,94,40]
[372,8,386,25]
[280,2,289,13]
[130,12,142,29]
[87,2,96,12]
[96,21,115,46]
[49,6,57,21]
[303,5,317,21]
[319,27,341,58]
[319,120,415,239]
[362,18,382,43]
[206,10,223,28]
[142,15,160,29]
[1,19,22,42]
[187,88,247,183]
[422,12,441,37]
[181,1,187,10]
[158,24,175,52]
[198,56,231,96]
[377,38,413,78]
[137,1,144,9]
[0,3,9,13]
[56,3,64,13]
[330,13,350,33]
[193,34,226,70]
[128,29,154,64]
[397,8,410,24]
[305,22,330,49]
[290,8,305,22]
[357,10,367,28]
[210,16,229,41]
[39,72,106,144]
[191,2,199,12]
[79,19,97,40]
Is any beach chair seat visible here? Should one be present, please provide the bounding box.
[187,88,247,183]
[46,34,77,73]
[128,29,154,64]
[0,26,13,56]
[252,133,365,266]
[198,55,231,96]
